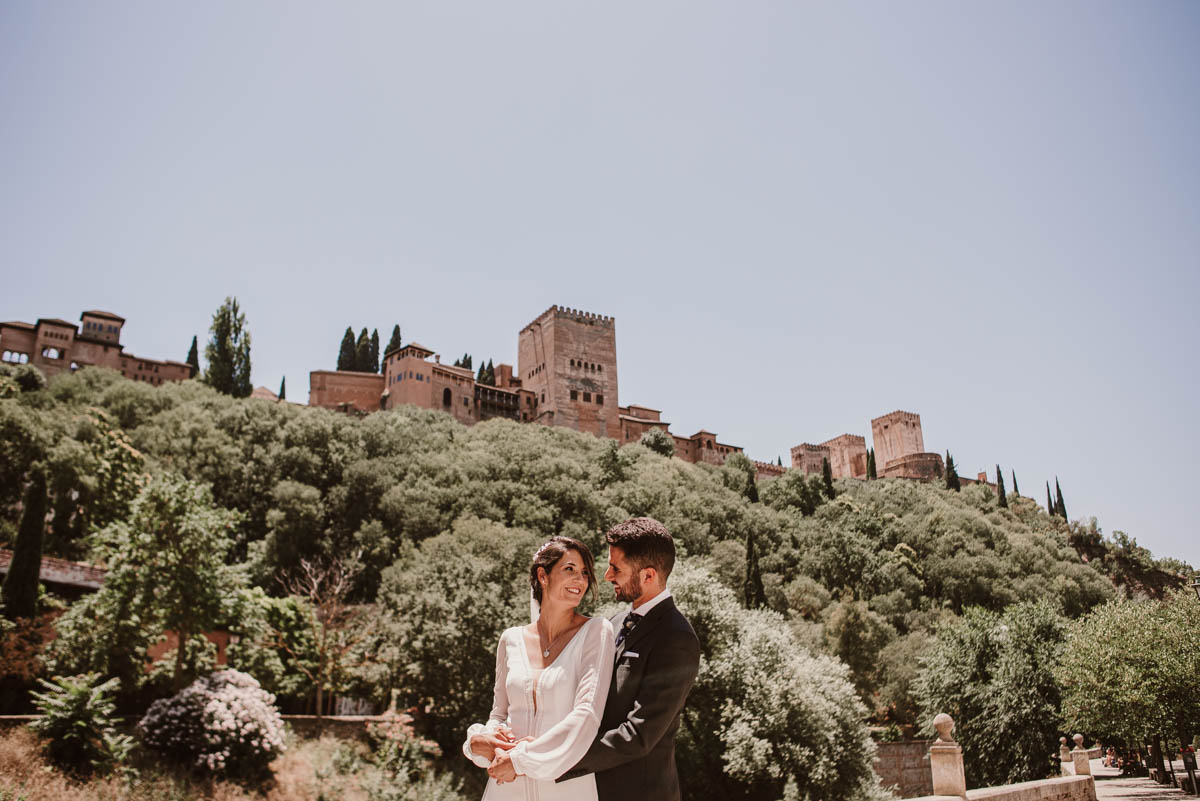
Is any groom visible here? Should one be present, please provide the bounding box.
[558,517,701,801]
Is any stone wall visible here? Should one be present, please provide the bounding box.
[309,370,385,413]
[882,452,945,481]
[875,740,935,798]
[964,775,1095,801]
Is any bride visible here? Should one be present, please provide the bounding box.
[462,536,614,800]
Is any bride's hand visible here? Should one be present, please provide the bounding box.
[488,751,519,783]
[470,731,516,762]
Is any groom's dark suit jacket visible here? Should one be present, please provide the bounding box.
[559,595,700,801]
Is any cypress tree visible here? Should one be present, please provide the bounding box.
[278,376,286,401]
[463,354,473,370]
[369,329,380,373]
[1055,478,1067,520]
[354,328,371,372]
[476,363,486,384]
[996,465,1007,508]
[1046,482,1054,515]
[202,297,252,398]
[867,448,877,480]
[384,324,402,357]
[944,451,961,491]
[742,530,767,609]
[821,457,836,499]
[1011,470,1019,497]
[777,455,783,467]
[185,335,200,378]
[2,469,47,621]
[337,327,357,371]
[488,359,496,386]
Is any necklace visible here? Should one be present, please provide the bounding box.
[537,618,575,659]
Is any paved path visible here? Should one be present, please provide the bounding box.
[1092,758,1193,801]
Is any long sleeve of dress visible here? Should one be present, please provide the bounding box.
[462,629,512,768]
[507,618,614,781]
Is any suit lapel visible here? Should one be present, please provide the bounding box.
[620,597,674,655]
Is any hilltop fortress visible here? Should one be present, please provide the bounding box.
[310,305,954,481]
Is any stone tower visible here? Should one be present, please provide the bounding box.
[518,306,619,439]
[871,410,924,470]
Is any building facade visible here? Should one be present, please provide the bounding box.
[0,310,192,386]
[309,304,746,468]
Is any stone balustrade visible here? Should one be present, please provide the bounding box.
[904,715,1096,801]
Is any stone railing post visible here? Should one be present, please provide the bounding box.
[1060,736,1074,775]
[929,713,967,799]
[1071,733,1092,776]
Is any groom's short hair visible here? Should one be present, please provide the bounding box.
[605,517,675,580]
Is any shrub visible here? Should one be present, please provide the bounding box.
[139,669,285,779]
[29,673,133,776]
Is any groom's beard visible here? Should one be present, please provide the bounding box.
[612,573,642,603]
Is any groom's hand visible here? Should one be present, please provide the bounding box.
[488,751,520,783]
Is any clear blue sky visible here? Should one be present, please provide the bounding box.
[3,2,1197,567]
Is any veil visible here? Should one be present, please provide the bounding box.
[529,588,541,624]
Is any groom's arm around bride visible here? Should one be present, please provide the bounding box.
[558,517,701,801]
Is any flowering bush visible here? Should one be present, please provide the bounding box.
[139,669,286,779]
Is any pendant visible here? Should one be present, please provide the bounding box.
[542,649,550,658]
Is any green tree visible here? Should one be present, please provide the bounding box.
[1057,591,1200,747]
[2,468,47,621]
[824,597,896,700]
[760,469,825,516]
[995,465,1007,508]
[1011,470,1019,497]
[742,530,767,609]
[485,359,496,386]
[639,427,676,457]
[202,297,252,397]
[777,455,783,467]
[670,563,882,801]
[338,327,357,370]
[278,376,286,401]
[355,328,371,373]
[368,517,541,759]
[185,335,199,378]
[369,329,380,373]
[867,448,877,480]
[385,324,402,357]
[47,475,242,694]
[915,601,1067,787]
[1055,478,1067,520]
[597,440,627,487]
[945,451,960,491]
[1046,482,1054,516]
[821,456,836,499]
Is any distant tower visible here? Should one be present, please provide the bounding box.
[871,410,925,471]
[518,306,619,439]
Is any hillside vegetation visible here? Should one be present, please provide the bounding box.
[1,366,1190,799]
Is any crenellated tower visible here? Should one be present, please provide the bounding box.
[518,306,620,439]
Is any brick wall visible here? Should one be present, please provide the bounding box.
[875,740,935,798]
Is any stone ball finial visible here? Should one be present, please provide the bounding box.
[1073,733,1084,748]
[933,713,955,742]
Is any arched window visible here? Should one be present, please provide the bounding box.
[706,440,713,449]
[443,387,452,407]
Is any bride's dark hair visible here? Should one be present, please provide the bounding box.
[530,536,597,605]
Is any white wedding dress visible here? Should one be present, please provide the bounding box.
[463,616,614,801]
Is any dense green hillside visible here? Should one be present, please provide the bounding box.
[1,366,1191,797]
